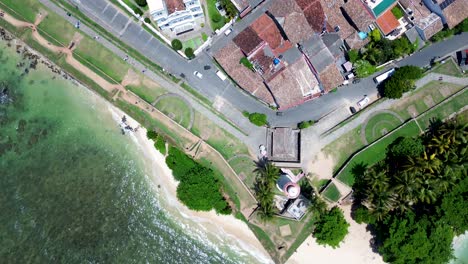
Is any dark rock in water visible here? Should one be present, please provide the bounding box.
[0,86,11,105]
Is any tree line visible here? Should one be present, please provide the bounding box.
[147,131,232,214]
[352,117,467,263]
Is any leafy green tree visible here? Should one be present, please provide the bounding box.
[347,49,359,63]
[313,207,349,248]
[353,205,376,224]
[240,57,254,70]
[383,78,406,99]
[135,0,147,7]
[211,13,222,23]
[184,47,194,59]
[369,29,381,42]
[220,0,238,19]
[171,39,183,50]
[392,37,412,57]
[248,112,268,126]
[379,213,454,264]
[146,130,158,139]
[133,7,143,15]
[155,136,166,154]
[388,137,425,158]
[165,146,196,181]
[391,6,404,19]
[354,59,376,77]
[298,120,315,129]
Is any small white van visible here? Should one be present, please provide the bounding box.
[216,70,227,81]
[224,28,232,36]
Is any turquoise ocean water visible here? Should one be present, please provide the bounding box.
[0,41,261,263]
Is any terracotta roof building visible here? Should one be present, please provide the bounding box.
[343,0,375,32]
[268,0,314,43]
[233,27,265,56]
[376,9,400,35]
[302,34,344,91]
[295,0,328,33]
[214,42,275,104]
[266,58,320,109]
[440,0,468,29]
[251,14,293,55]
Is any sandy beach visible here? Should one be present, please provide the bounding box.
[287,205,384,264]
[107,106,273,263]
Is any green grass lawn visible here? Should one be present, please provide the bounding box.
[322,183,341,202]
[392,81,463,119]
[0,0,41,22]
[228,156,256,190]
[37,11,78,46]
[154,96,192,129]
[417,89,468,130]
[364,113,402,143]
[126,84,165,104]
[206,0,226,30]
[311,178,330,191]
[323,125,365,173]
[73,37,131,83]
[191,112,250,160]
[432,59,464,77]
[182,37,203,50]
[337,121,421,186]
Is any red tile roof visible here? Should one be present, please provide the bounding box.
[295,0,326,32]
[233,27,264,56]
[251,14,283,50]
[214,42,274,104]
[376,9,400,35]
[166,0,185,14]
[269,0,314,43]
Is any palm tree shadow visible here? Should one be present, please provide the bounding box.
[351,162,368,179]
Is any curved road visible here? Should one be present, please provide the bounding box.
[53,0,468,127]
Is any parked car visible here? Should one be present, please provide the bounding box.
[357,96,370,108]
[224,28,232,36]
[349,106,357,114]
[193,71,203,79]
[352,78,360,84]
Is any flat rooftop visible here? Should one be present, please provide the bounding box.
[147,0,165,12]
[266,127,300,162]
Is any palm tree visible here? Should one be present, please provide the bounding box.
[393,172,421,206]
[363,169,390,192]
[367,184,396,221]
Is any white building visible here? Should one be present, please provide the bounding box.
[147,0,204,34]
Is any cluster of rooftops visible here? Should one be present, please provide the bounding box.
[214,0,467,110]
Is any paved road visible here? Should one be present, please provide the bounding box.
[51,0,468,129]
[38,0,269,147]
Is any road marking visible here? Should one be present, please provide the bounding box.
[109,10,120,24]
[101,3,110,14]
[119,18,132,36]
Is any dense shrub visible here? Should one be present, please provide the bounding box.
[239,57,254,70]
[133,7,143,16]
[144,17,151,24]
[171,39,183,50]
[135,0,147,7]
[391,6,404,19]
[155,136,166,154]
[387,136,425,159]
[313,207,349,248]
[354,59,377,78]
[211,13,222,23]
[347,49,359,63]
[219,0,238,19]
[382,66,423,98]
[146,130,158,140]
[353,206,375,224]
[165,146,231,214]
[298,120,315,129]
[246,112,268,126]
[184,47,194,59]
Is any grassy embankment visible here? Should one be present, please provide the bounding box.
[0,1,325,262]
[328,80,466,187]
[0,0,256,212]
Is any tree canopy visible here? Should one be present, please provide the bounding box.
[165,146,231,214]
[383,66,423,99]
[313,207,349,248]
[135,0,147,7]
[171,39,183,50]
[184,47,194,59]
[354,59,377,78]
[352,118,468,263]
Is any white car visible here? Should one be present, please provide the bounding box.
[224,28,232,36]
[193,71,203,79]
[357,96,370,108]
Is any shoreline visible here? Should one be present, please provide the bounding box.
[107,106,273,263]
[287,205,384,264]
[0,26,272,263]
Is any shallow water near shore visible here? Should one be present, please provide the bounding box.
[0,40,265,263]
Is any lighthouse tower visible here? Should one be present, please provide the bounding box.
[276,173,300,199]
